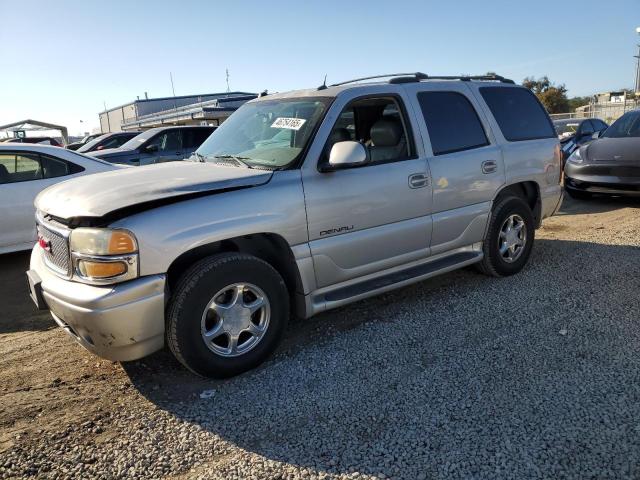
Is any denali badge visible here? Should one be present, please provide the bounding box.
[320,225,354,236]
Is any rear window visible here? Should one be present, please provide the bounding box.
[417,91,489,156]
[480,87,555,141]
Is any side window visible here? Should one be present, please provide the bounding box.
[39,154,83,178]
[183,129,214,149]
[417,91,489,156]
[147,130,182,152]
[480,87,555,141]
[325,96,413,165]
[581,121,594,135]
[594,120,608,132]
[0,153,43,184]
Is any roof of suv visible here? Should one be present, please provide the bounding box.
[252,73,519,102]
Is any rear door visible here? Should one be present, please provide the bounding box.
[402,82,505,255]
[0,152,82,249]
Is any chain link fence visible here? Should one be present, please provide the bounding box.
[550,100,639,123]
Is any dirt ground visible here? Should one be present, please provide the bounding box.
[1,195,640,479]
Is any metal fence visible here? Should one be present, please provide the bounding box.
[550,100,639,123]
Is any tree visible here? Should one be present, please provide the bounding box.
[522,76,569,114]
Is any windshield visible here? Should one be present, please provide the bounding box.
[602,111,640,138]
[554,120,580,137]
[196,97,331,168]
[119,130,157,150]
[77,134,109,153]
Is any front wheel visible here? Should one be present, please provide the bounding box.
[166,253,289,378]
[477,195,535,277]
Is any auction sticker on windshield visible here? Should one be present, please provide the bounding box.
[271,117,306,130]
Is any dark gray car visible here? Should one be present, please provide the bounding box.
[76,131,141,153]
[564,109,640,198]
[89,126,215,165]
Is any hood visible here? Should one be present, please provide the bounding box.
[584,137,640,163]
[36,162,273,221]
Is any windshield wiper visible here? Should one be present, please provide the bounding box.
[209,154,253,169]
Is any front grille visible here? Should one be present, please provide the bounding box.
[38,223,71,276]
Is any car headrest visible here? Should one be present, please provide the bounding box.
[370,117,403,147]
[0,163,9,182]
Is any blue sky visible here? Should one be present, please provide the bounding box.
[1,0,639,135]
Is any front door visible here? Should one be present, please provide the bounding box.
[301,93,432,288]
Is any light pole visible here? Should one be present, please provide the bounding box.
[635,27,640,94]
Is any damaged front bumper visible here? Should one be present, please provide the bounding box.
[28,246,166,361]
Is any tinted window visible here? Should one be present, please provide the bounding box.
[417,91,488,156]
[39,156,70,178]
[183,128,214,149]
[593,119,608,132]
[146,130,182,152]
[0,153,42,184]
[602,111,640,138]
[480,87,555,141]
[581,121,594,135]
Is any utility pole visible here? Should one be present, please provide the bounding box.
[226,69,230,93]
[635,27,640,94]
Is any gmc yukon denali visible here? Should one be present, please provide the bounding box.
[27,73,563,377]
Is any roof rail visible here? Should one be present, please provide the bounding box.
[389,73,515,84]
[329,72,515,88]
[329,73,428,87]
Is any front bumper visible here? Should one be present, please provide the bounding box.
[28,246,166,361]
[564,162,640,196]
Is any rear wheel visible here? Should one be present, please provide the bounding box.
[166,253,289,378]
[477,195,535,277]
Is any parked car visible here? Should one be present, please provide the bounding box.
[88,126,216,165]
[6,137,62,147]
[0,144,119,253]
[66,133,104,151]
[554,118,608,163]
[564,109,640,199]
[27,73,562,377]
[76,131,141,153]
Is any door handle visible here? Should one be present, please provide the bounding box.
[482,160,497,174]
[408,173,429,189]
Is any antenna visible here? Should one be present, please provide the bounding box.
[226,69,230,93]
[317,73,328,90]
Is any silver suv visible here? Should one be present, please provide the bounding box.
[27,73,563,377]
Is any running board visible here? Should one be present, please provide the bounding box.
[324,251,480,301]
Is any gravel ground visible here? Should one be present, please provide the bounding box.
[2,196,640,479]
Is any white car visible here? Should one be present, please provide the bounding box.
[0,144,118,253]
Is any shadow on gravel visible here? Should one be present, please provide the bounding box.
[123,238,640,478]
[0,250,53,334]
[557,194,640,216]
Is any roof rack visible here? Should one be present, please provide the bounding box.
[327,72,514,88]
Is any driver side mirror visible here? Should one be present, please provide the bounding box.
[321,141,368,172]
[144,144,159,153]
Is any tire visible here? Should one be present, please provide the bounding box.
[166,253,289,378]
[477,195,535,277]
[566,187,593,200]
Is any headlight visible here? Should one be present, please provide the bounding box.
[70,228,138,284]
[567,148,583,164]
